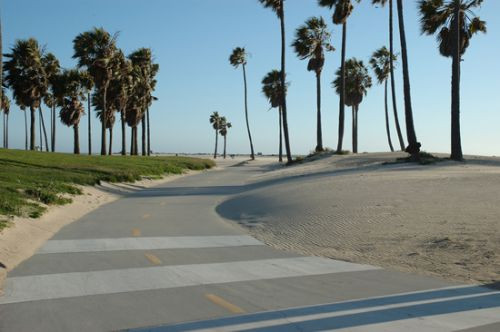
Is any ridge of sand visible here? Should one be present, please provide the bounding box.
[0,171,198,294]
[217,152,500,285]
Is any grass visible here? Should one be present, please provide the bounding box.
[0,149,214,225]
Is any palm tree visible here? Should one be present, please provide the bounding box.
[219,117,232,159]
[318,0,360,153]
[262,69,289,162]
[42,52,60,152]
[209,111,222,159]
[419,0,486,161]
[58,70,87,154]
[229,47,255,160]
[372,0,405,151]
[333,58,372,153]
[1,89,9,149]
[292,16,334,152]
[20,106,28,150]
[73,28,118,155]
[258,0,292,163]
[370,46,396,152]
[4,38,48,151]
[395,0,421,159]
[129,48,159,156]
[80,73,94,155]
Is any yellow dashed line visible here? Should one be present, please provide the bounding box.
[132,228,141,237]
[142,214,151,219]
[205,293,245,314]
[144,253,162,265]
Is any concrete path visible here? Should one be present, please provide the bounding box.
[0,159,498,331]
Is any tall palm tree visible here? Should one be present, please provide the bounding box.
[0,17,3,135]
[419,0,486,161]
[396,0,421,159]
[219,117,232,159]
[229,47,255,160]
[58,69,87,154]
[262,69,288,162]
[107,50,132,155]
[73,27,118,155]
[318,0,360,153]
[42,52,60,152]
[80,73,94,155]
[129,48,158,156]
[333,58,372,153]
[1,89,9,149]
[20,106,28,150]
[4,38,48,150]
[370,46,396,152]
[372,0,405,150]
[209,111,222,159]
[292,16,334,152]
[258,0,292,163]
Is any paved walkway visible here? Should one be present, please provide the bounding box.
[0,160,499,331]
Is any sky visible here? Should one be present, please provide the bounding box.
[2,0,500,156]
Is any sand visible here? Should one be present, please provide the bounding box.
[0,172,195,294]
[217,152,500,285]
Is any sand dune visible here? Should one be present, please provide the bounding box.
[217,152,500,285]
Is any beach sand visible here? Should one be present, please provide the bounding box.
[217,152,500,285]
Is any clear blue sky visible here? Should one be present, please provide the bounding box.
[2,0,499,156]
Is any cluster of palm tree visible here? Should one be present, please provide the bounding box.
[254,0,485,162]
[1,26,159,156]
[209,112,232,159]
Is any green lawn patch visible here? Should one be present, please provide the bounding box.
[0,149,214,223]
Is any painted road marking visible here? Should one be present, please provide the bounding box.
[205,294,245,314]
[132,229,142,237]
[131,286,500,332]
[144,253,162,266]
[0,256,378,304]
[37,235,263,254]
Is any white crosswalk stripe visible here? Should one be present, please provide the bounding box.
[0,256,378,305]
[36,235,264,254]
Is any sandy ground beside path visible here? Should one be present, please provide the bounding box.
[218,152,500,285]
[0,171,199,294]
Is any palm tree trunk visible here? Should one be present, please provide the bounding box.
[450,9,462,161]
[88,93,92,155]
[146,107,151,156]
[134,126,138,155]
[101,83,108,155]
[130,126,134,155]
[279,106,283,163]
[51,104,56,152]
[242,64,255,160]
[336,22,347,153]
[39,110,42,151]
[315,71,323,152]
[214,130,218,159]
[121,110,126,155]
[279,1,292,163]
[39,107,49,152]
[108,127,113,156]
[5,113,8,149]
[30,107,36,150]
[352,106,356,153]
[2,112,5,148]
[396,0,420,159]
[389,0,405,151]
[384,80,394,152]
[24,110,28,150]
[141,114,146,156]
[223,135,227,159]
[74,124,80,154]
